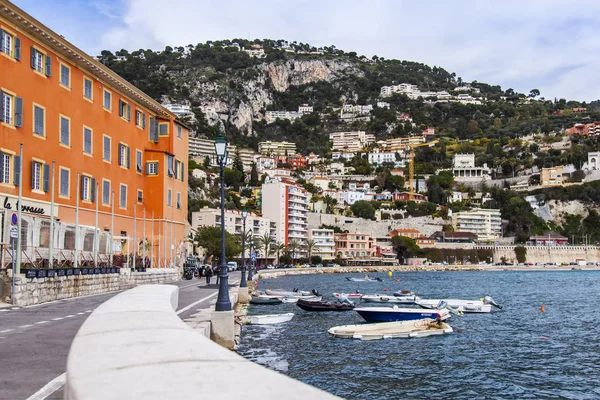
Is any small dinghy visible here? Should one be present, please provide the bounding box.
[361,294,420,304]
[265,289,318,297]
[246,313,294,325]
[328,318,453,340]
[346,275,383,282]
[416,296,502,313]
[281,296,322,304]
[333,292,363,300]
[250,296,283,305]
[296,298,355,312]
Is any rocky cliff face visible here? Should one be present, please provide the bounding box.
[185,59,361,135]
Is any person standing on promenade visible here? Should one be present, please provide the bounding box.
[205,266,213,285]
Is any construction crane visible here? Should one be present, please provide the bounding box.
[407,140,439,200]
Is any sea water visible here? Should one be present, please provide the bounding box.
[237,270,600,399]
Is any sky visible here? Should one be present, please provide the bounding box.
[13,0,600,102]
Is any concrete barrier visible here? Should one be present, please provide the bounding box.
[65,284,341,400]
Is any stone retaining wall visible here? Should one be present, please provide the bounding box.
[3,268,179,306]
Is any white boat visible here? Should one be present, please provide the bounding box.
[328,319,453,340]
[346,276,383,282]
[361,294,420,304]
[333,292,363,300]
[245,313,295,325]
[281,296,322,303]
[354,306,451,322]
[265,289,317,297]
[416,296,502,313]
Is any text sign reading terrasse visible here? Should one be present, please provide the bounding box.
[0,195,56,216]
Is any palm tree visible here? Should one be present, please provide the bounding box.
[255,233,274,266]
[286,240,301,264]
[323,195,337,214]
[302,239,317,263]
[273,242,286,265]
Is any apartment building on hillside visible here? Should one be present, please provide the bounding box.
[308,228,335,261]
[0,2,188,269]
[452,208,502,242]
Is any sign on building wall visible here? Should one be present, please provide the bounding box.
[0,195,59,216]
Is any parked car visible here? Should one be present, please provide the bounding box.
[227,261,238,272]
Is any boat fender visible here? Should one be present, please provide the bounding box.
[381,297,389,301]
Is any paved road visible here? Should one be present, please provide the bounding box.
[0,272,241,400]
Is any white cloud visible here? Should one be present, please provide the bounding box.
[100,0,600,101]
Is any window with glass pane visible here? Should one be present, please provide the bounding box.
[102,180,110,205]
[83,128,92,154]
[84,78,92,100]
[34,105,44,136]
[119,144,126,166]
[103,90,111,109]
[136,150,142,172]
[103,137,111,161]
[120,184,127,208]
[32,161,42,190]
[60,116,69,146]
[167,189,172,206]
[1,154,10,184]
[34,51,44,73]
[2,93,12,125]
[1,31,12,55]
[60,169,69,196]
[82,175,90,201]
[60,64,70,87]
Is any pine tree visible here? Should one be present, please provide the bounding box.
[250,162,259,186]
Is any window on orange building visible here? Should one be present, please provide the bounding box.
[159,122,169,136]
[59,116,70,146]
[103,136,111,162]
[33,104,45,136]
[83,127,92,155]
[59,168,69,197]
[31,47,51,76]
[60,63,70,89]
[167,189,172,207]
[103,90,111,111]
[135,110,146,128]
[119,100,131,121]
[176,192,181,209]
[120,184,127,208]
[1,29,20,59]
[137,190,143,203]
[83,77,93,100]
[102,180,110,205]
[0,151,12,184]
[136,150,142,172]
[146,161,158,175]
[1,90,23,127]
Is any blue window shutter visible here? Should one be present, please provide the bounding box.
[14,156,21,186]
[30,47,36,69]
[127,104,131,121]
[31,160,36,189]
[182,162,185,181]
[15,37,21,60]
[43,163,49,192]
[0,151,4,180]
[126,147,131,169]
[0,90,4,122]
[45,55,52,76]
[80,176,85,200]
[142,114,146,129]
[15,97,23,127]
[91,178,96,202]
[118,100,123,117]
[118,144,123,165]
[0,30,4,54]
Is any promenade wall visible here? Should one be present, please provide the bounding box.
[64,284,340,400]
[1,268,179,306]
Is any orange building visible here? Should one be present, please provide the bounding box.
[0,2,188,270]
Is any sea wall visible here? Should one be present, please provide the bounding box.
[3,268,179,306]
[308,213,445,237]
[482,245,600,265]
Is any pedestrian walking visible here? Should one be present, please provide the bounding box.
[205,266,213,285]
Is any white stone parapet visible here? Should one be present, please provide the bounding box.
[64,284,341,400]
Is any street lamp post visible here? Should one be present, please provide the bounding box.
[240,208,248,288]
[214,136,231,312]
[247,237,254,281]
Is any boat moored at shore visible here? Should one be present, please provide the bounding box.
[354,305,451,322]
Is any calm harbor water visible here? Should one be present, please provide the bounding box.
[237,270,600,399]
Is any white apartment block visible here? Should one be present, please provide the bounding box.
[255,155,276,172]
[258,141,297,156]
[244,48,266,58]
[452,153,491,180]
[189,137,255,168]
[376,101,391,109]
[378,136,426,152]
[380,83,420,98]
[261,181,309,253]
[309,229,335,261]
[452,208,502,242]
[265,110,302,123]
[368,151,399,166]
[191,207,276,246]
[343,191,366,205]
[329,131,376,152]
[164,103,194,118]
[298,104,314,114]
[331,152,357,161]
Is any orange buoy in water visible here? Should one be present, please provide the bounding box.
[395,279,400,282]
[383,288,389,292]
[540,304,546,313]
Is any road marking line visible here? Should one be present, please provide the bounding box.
[175,279,240,315]
[0,329,14,333]
[20,324,34,328]
[52,317,64,321]
[11,307,19,310]
[64,314,75,318]
[35,321,49,325]
[26,372,66,400]
[77,312,85,315]
[85,310,92,313]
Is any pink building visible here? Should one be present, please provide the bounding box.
[334,233,376,259]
